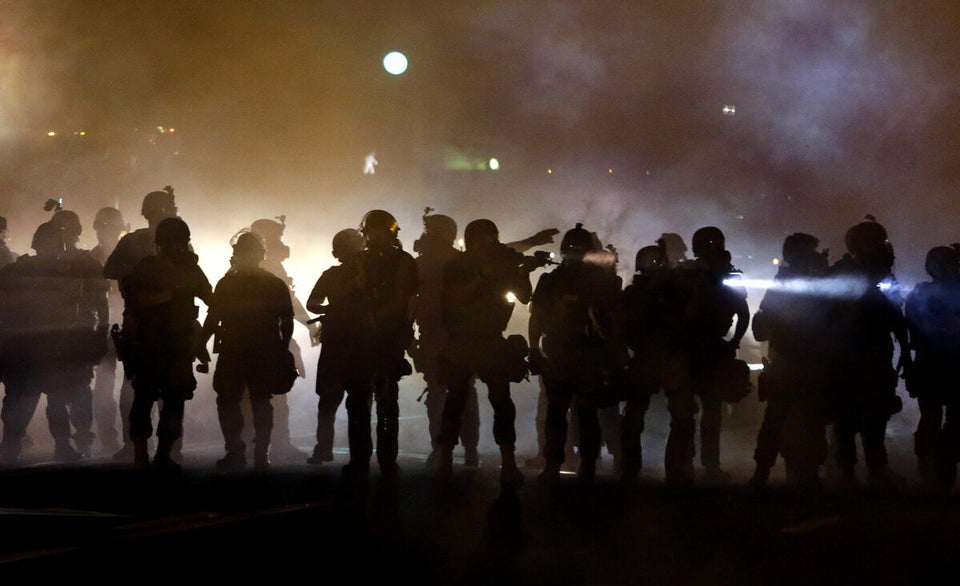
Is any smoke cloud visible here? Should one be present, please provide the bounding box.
[2,1,955,464]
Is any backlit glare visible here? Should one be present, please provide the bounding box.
[506,292,517,303]
[383,51,409,75]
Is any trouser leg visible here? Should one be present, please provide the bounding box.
[251,393,274,460]
[699,394,722,470]
[374,374,400,466]
[315,381,345,459]
[345,381,373,463]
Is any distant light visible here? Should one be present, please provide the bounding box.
[547,168,553,175]
[722,104,736,116]
[74,131,86,136]
[168,127,176,133]
[488,157,500,171]
[772,257,780,266]
[505,292,517,303]
[47,131,56,137]
[456,238,465,250]
[383,51,408,75]
[608,168,614,174]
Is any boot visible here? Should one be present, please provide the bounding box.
[499,444,524,489]
[152,437,181,472]
[537,461,562,486]
[307,443,334,465]
[53,441,84,463]
[132,437,150,469]
[217,450,248,472]
[435,443,454,481]
[0,441,23,467]
[577,457,597,485]
[749,465,771,491]
[464,446,480,467]
[253,438,271,471]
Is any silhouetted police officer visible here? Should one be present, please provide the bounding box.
[119,217,211,470]
[904,244,960,492]
[435,219,532,489]
[826,218,910,489]
[669,226,749,486]
[410,211,482,469]
[248,217,319,461]
[529,224,624,485]
[0,220,106,464]
[103,186,178,462]
[90,206,127,454]
[340,210,418,479]
[305,228,367,465]
[202,232,294,471]
[750,233,832,492]
[619,240,685,483]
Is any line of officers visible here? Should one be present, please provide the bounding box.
[1,192,958,494]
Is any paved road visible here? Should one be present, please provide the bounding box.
[2,442,959,584]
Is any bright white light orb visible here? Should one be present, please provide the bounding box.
[488,157,500,170]
[383,51,409,75]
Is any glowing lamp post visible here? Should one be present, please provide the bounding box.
[382,51,408,76]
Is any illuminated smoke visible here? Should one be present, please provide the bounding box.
[725,275,903,299]
[0,1,948,469]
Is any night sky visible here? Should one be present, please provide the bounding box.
[2,0,959,287]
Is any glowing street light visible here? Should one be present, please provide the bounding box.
[383,51,408,75]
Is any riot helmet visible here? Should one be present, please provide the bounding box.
[691,226,725,259]
[560,223,594,260]
[463,218,499,253]
[332,228,365,261]
[94,207,125,232]
[360,209,399,236]
[250,217,290,261]
[780,232,828,275]
[233,232,267,261]
[31,221,65,256]
[659,232,688,267]
[423,213,457,244]
[251,218,285,242]
[844,218,894,271]
[924,245,960,281]
[50,209,82,248]
[141,186,177,223]
[635,244,668,274]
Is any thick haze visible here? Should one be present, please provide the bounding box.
[1,0,953,459]
[2,1,958,281]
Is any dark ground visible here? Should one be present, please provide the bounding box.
[1,430,959,585]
